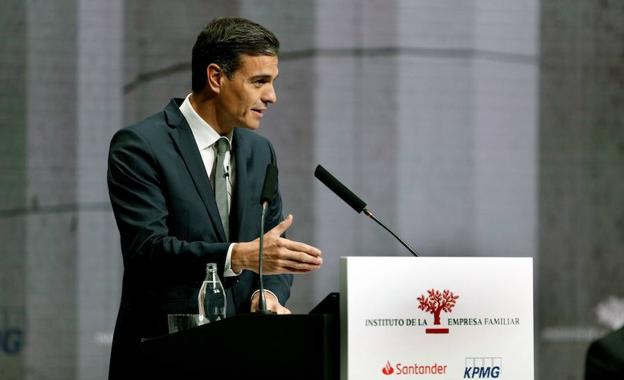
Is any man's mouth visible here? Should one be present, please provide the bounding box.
[251,108,266,118]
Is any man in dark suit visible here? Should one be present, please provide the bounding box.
[107,17,322,379]
[585,326,624,379]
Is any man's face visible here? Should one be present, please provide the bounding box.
[216,54,278,131]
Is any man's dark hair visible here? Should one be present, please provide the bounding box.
[191,17,280,92]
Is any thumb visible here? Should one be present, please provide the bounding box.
[277,305,292,315]
[271,214,293,236]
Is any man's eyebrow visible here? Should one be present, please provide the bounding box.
[249,73,279,81]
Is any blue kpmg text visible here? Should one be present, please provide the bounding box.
[464,366,501,378]
[464,357,502,379]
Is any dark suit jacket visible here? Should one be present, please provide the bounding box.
[107,98,292,379]
[585,326,624,379]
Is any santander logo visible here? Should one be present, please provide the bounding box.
[382,361,395,375]
[381,360,448,376]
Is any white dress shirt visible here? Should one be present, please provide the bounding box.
[179,94,238,277]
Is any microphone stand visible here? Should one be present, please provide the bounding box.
[257,200,275,314]
[255,164,278,314]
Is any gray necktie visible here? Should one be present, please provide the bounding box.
[213,137,230,241]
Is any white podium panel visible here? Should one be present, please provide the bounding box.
[340,257,533,380]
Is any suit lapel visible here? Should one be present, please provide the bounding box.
[232,128,251,242]
[164,99,227,242]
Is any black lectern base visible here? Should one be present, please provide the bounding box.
[140,313,338,380]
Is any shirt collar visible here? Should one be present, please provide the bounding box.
[179,94,233,150]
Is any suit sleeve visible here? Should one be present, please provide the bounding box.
[107,128,230,273]
[256,142,293,305]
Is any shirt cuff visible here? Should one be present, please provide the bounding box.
[251,289,278,303]
[223,243,241,277]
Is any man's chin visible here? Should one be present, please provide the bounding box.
[237,121,261,130]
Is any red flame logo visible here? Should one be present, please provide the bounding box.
[382,361,394,375]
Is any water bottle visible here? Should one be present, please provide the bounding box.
[197,263,226,324]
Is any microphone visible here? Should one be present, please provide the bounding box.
[314,164,419,257]
[260,164,278,205]
[257,164,278,314]
[314,165,366,213]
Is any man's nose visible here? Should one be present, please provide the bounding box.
[263,84,277,105]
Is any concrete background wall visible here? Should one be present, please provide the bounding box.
[538,0,624,378]
[0,1,622,379]
[24,1,79,379]
[0,1,27,379]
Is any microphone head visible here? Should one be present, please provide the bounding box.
[314,165,367,213]
[260,164,278,204]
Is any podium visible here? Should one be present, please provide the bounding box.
[140,257,534,379]
[140,299,339,380]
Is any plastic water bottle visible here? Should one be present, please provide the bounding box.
[197,263,226,324]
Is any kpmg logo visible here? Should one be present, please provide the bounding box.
[417,289,459,334]
[0,308,24,355]
[464,357,502,378]
[381,360,448,376]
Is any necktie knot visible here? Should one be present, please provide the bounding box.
[215,137,230,155]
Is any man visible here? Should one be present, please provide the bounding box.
[107,17,322,378]
[585,326,624,379]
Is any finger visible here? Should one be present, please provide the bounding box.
[270,214,293,236]
[263,260,320,274]
[265,268,313,275]
[277,305,291,315]
[286,261,322,271]
[279,248,323,265]
[274,255,322,271]
[283,264,321,273]
[263,255,321,272]
[279,238,322,257]
[263,264,314,274]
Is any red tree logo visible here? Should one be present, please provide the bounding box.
[382,361,394,375]
[417,289,459,333]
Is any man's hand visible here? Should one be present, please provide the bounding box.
[250,291,291,314]
[231,214,322,274]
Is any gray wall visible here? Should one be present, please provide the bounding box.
[1,2,27,379]
[0,1,622,379]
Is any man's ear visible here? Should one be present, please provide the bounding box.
[206,63,223,94]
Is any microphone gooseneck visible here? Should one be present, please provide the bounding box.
[314,164,419,257]
[258,202,269,312]
[362,209,418,257]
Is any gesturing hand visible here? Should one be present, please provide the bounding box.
[231,214,322,274]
